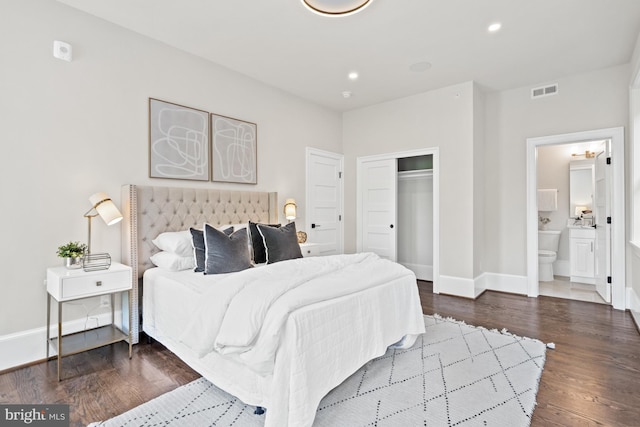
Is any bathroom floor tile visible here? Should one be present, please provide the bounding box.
[539,277,607,304]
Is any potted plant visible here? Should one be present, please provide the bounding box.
[56,241,87,269]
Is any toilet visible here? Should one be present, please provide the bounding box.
[538,230,561,282]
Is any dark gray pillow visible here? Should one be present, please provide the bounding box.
[190,226,233,272]
[257,222,303,264]
[203,223,252,274]
[248,221,280,264]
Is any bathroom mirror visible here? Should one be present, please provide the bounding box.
[569,161,594,218]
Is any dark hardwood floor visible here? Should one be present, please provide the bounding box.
[1,281,639,426]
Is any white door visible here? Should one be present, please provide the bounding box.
[306,148,343,255]
[359,158,397,260]
[594,141,611,303]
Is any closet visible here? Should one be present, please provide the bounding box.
[397,155,433,280]
[357,153,434,281]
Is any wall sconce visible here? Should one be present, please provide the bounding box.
[84,192,123,254]
[284,199,297,222]
[571,150,596,158]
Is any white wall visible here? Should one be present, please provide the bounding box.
[628,33,640,316]
[473,85,486,280]
[0,0,341,366]
[484,64,630,277]
[343,82,477,295]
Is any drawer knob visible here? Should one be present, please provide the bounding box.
[96,281,102,287]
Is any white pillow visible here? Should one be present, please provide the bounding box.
[150,251,195,271]
[152,230,192,257]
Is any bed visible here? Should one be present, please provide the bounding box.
[121,184,426,427]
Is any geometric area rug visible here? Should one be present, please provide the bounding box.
[89,314,546,427]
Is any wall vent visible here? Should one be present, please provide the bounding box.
[531,83,558,99]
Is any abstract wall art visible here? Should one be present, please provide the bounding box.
[149,98,210,181]
[210,113,257,184]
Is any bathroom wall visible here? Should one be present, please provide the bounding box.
[536,144,571,273]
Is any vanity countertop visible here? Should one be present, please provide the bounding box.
[567,224,595,229]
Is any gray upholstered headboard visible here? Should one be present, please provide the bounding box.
[121,184,278,343]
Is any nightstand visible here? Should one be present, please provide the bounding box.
[46,262,132,381]
[299,242,320,257]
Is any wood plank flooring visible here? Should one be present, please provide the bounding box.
[1,281,639,426]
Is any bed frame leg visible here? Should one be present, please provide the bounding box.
[254,406,265,415]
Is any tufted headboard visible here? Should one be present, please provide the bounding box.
[121,184,278,343]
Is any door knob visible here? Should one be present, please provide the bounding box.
[390,224,394,229]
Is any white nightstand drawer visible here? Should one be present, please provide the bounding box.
[61,270,130,299]
[299,242,320,257]
[47,263,132,301]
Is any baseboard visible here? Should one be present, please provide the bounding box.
[0,312,116,372]
[482,272,528,295]
[438,275,477,299]
[400,262,433,281]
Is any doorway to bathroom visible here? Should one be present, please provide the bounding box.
[526,127,626,309]
[537,142,607,303]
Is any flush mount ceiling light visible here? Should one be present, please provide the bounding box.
[302,0,373,16]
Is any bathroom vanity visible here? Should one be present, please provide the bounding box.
[569,226,595,284]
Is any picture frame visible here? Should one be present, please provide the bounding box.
[149,98,210,181]
[210,113,257,184]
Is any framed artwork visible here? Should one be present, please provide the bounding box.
[210,113,257,184]
[149,98,210,181]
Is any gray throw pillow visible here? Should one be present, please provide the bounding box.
[203,223,252,274]
[248,221,281,264]
[257,222,303,264]
[190,226,233,273]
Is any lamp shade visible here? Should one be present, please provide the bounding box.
[284,199,297,221]
[89,192,123,225]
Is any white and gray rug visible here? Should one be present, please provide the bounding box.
[90,315,546,426]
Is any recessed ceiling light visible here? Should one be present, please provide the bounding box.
[409,62,432,72]
[302,0,373,17]
[342,91,353,99]
[488,22,502,33]
[348,71,359,80]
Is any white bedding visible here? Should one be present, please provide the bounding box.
[143,253,425,427]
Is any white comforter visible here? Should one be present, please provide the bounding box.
[179,252,414,374]
[146,252,426,426]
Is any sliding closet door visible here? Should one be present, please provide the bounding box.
[358,158,397,260]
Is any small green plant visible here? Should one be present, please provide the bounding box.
[56,241,87,258]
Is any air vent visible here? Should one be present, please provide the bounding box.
[531,83,558,99]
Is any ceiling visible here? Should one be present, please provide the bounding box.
[56,0,640,112]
